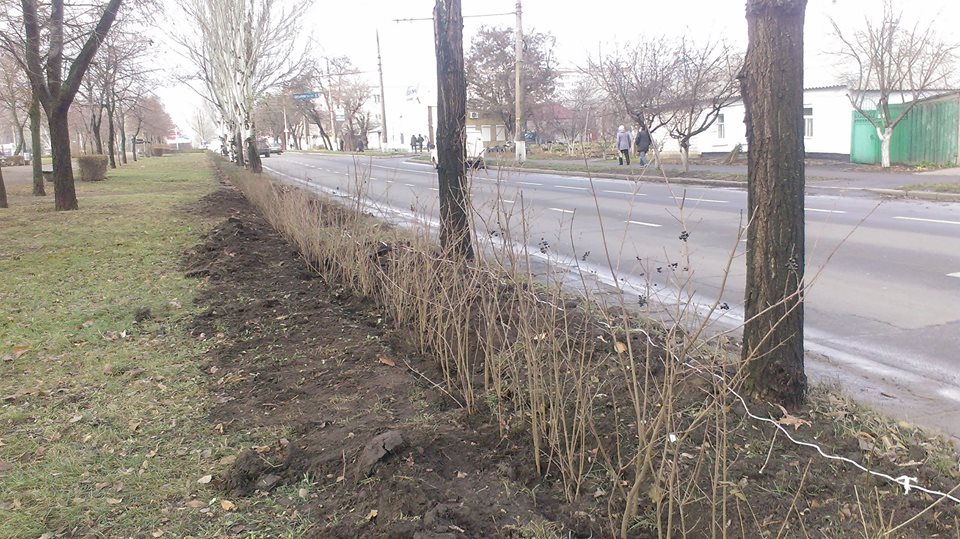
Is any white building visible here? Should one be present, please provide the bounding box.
[689,85,950,160]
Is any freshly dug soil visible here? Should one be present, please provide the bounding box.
[184,182,960,538]
[185,185,576,538]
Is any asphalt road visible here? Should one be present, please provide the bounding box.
[263,152,960,438]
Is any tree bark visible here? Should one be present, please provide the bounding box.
[880,127,892,168]
[0,165,7,208]
[739,0,808,407]
[29,97,45,196]
[91,106,104,154]
[48,109,79,210]
[107,103,117,168]
[119,113,127,165]
[246,135,262,173]
[434,0,474,260]
[12,108,25,155]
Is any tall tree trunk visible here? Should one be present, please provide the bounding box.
[91,107,104,154]
[119,114,127,165]
[48,110,78,210]
[246,134,262,173]
[680,142,690,173]
[879,127,892,168]
[12,108,24,155]
[0,164,7,208]
[434,0,473,259]
[29,98,45,196]
[107,104,117,168]
[739,0,807,407]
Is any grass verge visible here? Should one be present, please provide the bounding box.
[0,154,308,538]
[898,182,960,194]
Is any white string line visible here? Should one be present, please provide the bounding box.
[682,357,960,505]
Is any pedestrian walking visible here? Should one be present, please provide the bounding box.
[417,134,425,153]
[410,134,417,152]
[635,127,651,166]
[616,125,631,166]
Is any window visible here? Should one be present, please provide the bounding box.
[373,94,380,104]
[803,107,813,137]
[717,114,725,139]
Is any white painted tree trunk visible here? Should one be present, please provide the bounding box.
[878,126,893,168]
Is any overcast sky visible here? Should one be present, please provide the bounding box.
[155,0,960,138]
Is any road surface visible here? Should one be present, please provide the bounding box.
[263,152,960,439]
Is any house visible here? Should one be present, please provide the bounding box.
[689,85,958,161]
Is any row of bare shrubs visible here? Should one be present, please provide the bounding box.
[212,155,950,538]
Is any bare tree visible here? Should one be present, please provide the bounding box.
[588,40,678,137]
[833,0,958,168]
[465,25,558,138]
[16,0,123,210]
[174,0,309,172]
[315,57,374,152]
[434,0,473,259]
[190,105,217,147]
[739,0,808,407]
[0,55,30,156]
[664,38,741,172]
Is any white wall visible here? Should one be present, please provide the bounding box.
[688,86,862,157]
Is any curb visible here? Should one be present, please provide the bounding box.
[864,188,960,202]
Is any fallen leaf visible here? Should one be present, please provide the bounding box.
[197,474,213,484]
[218,455,237,466]
[151,530,165,538]
[220,499,236,511]
[69,414,83,424]
[81,320,94,329]
[456,471,468,479]
[775,404,811,430]
[614,341,628,354]
[106,498,123,505]
[186,499,206,509]
[366,509,379,521]
[11,346,30,359]
[94,482,109,490]
[593,487,607,499]
[377,355,396,367]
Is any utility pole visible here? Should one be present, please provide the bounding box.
[376,30,389,145]
[514,0,525,163]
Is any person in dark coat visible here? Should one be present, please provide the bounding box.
[635,127,652,166]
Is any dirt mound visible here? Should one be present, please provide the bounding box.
[185,187,581,538]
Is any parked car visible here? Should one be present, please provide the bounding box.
[256,139,270,157]
[268,142,283,154]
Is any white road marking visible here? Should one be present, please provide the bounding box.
[371,164,434,175]
[385,180,393,184]
[405,183,416,187]
[948,272,960,279]
[428,187,439,191]
[478,177,500,182]
[501,199,515,204]
[549,208,575,214]
[805,208,846,214]
[518,181,543,186]
[691,198,729,204]
[555,185,589,191]
[603,190,647,196]
[894,216,960,226]
[626,220,662,228]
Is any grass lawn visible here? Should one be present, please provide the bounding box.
[899,181,960,194]
[0,155,309,538]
